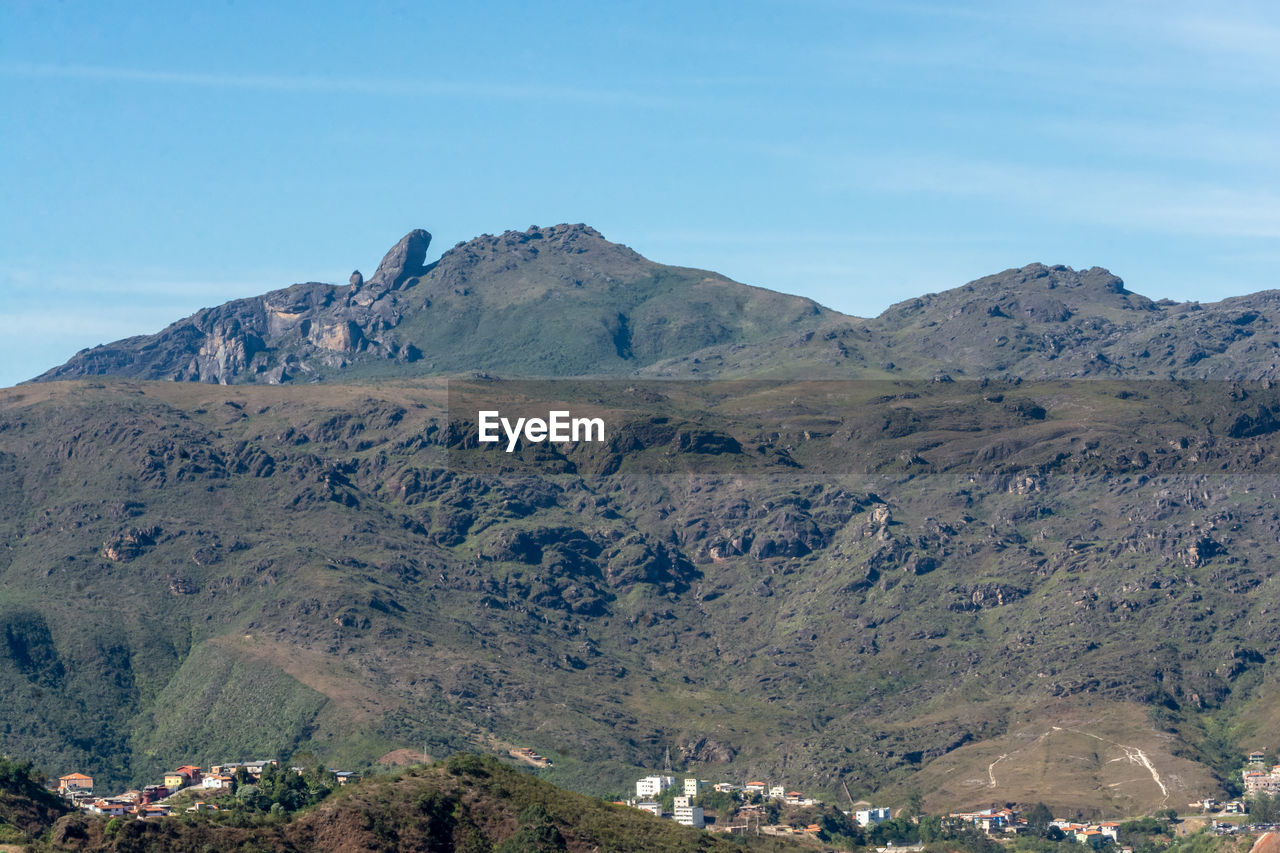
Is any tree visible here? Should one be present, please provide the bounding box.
[869,816,919,845]
[1026,802,1054,836]
[236,783,269,811]
[695,789,737,815]
[918,814,945,843]
[906,788,925,818]
[1249,793,1280,824]
[495,804,566,853]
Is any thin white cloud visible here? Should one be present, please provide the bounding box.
[0,61,680,108]
[1159,12,1280,60]
[843,154,1280,240]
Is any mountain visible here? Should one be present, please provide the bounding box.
[643,263,1280,380]
[4,374,1280,817]
[32,228,1280,384]
[33,225,832,384]
[10,224,1280,818]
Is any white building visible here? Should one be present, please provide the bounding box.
[673,795,691,809]
[856,807,892,826]
[683,778,704,798]
[636,775,675,798]
[674,804,705,828]
[769,785,785,800]
[636,801,662,816]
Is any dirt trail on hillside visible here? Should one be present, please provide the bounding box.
[1055,727,1170,806]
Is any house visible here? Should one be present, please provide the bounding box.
[88,800,128,817]
[637,775,675,798]
[164,768,200,790]
[138,785,169,804]
[635,801,662,816]
[674,803,705,828]
[785,791,805,805]
[335,772,356,785]
[1101,822,1122,840]
[713,782,741,794]
[769,785,785,800]
[744,781,767,795]
[857,807,892,826]
[68,791,96,808]
[1243,770,1278,794]
[951,808,1016,834]
[243,760,277,778]
[58,772,94,794]
[202,775,234,790]
[186,801,218,813]
[138,804,171,818]
[1248,751,1268,764]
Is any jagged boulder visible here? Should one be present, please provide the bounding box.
[367,229,432,291]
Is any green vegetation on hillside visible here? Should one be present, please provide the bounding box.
[3,377,1280,815]
[0,756,69,844]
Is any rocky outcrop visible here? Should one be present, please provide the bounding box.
[366,229,432,292]
[32,231,439,384]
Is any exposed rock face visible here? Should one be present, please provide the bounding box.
[32,231,437,384]
[309,320,363,353]
[367,229,432,292]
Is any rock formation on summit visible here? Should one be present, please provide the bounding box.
[366,228,432,292]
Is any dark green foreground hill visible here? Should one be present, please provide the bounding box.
[32,756,807,852]
[0,757,70,846]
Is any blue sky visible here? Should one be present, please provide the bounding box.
[3,0,1278,387]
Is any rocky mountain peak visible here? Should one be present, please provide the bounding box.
[367,228,433,292]
[877,263,1156,328]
